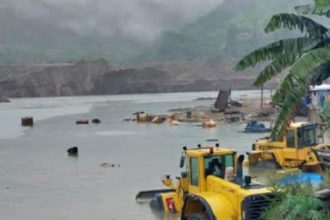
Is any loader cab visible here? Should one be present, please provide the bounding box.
[281,122,320,168]
[286,123,319,149]
[183,146,236,194]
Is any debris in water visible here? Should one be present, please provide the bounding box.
[202,119,216,128]
[91,118,101,124]
[21,117,34,126]
[76,119,89,125]
[67,146,78,156]
[100,162,121,168]
[206,139,219,142]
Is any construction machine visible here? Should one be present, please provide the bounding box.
[136,144,273,220]
[248,122,330,172]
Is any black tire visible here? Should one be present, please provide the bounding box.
[187,213,209,220]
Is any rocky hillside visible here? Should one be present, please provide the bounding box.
[0,60,277,97]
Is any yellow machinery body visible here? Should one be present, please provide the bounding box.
[149,146,272,220]
[248,122,328,172]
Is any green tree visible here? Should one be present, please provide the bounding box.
[235,0,330,140]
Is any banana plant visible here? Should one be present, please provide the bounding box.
[235,0,330,140]
[319,98,330,139]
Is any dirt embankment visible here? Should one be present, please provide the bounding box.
[167,97,275,123]
[0,60,279,97]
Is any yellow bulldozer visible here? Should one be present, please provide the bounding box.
[136,144,273,220]
[248,122,330,173]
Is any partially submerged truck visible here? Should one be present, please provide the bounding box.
[136,144,273,220]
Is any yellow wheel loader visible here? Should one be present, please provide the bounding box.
[248,122,330,172]
[136,144,273,220]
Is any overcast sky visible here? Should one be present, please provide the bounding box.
[2,0,224,41]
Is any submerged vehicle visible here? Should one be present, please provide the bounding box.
[136,144,273,220]
[243,120,270,133]
[248,122,330,172]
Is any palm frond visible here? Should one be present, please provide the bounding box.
[253,54,298,87]
[270,47,330,140]
[310,63,330,85]
[271,79,311,139]
[265,13,328,37]
[295,3,330,17]
[235,37,321,71]
[319,99,330,137]
[272,46,330,105]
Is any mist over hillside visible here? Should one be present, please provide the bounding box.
[138,0,311,63]
[0,0,223,64]
[0,0,310,65]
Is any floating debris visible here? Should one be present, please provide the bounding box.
[206,139,219,142]
[202,119,216,128]
[21,117,34,126]
[224,111,243,123]
[151,115,166,123]
[123,118,135,122]
[91,118,101,124]
[100,162,120,168]
[67,146,78,156]
[170,120,181,126]
[76,119,89,125]
[194,97,215,101]
[133,112,167,124]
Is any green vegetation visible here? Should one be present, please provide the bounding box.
[140,0,300,63]
[261,183,329,220]
[236,0,330,140]
[260,171,330,220]
[0,0,301,65]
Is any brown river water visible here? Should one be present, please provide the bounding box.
[0,91,272,220]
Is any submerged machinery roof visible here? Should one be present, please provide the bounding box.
[186,146,236,156]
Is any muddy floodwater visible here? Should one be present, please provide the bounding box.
[0,91,272,220]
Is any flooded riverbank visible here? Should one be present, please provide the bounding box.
[0,91,272,220]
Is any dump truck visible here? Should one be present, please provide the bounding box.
[248,122,330,172]
[136,144,273,220]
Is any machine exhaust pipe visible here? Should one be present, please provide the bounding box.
[237,154,245,180]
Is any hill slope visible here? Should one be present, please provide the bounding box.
[136,0,308,62]
[0,0,309,65]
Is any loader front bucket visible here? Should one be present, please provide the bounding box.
[136,189,175,201]
[302,163,324,173]
[314,149,330,164]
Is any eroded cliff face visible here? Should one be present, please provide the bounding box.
[0,59,110,97]
[0,59,277,97]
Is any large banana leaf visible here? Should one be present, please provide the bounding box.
[236,37,321,71]
[271,47,330,140]
[295,0,330,17]
[316,0,330,4]
[235,1,330,140]
[265,13,328,37]
[271,80,309,139]
[295,4,330,17]
[319,99,330,137]
[253,54,300,87]
[272,47,330,105]
[310,63,330,85]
